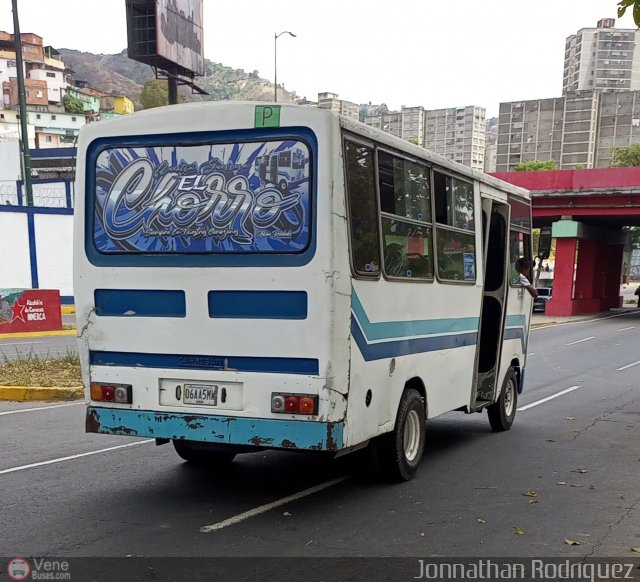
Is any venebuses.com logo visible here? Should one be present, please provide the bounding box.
[7,557,71,580]
[7,558,30,581]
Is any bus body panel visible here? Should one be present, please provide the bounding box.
[74,102,532,456]
[74,103,352,451]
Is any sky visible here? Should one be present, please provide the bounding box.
[1,0,637,117]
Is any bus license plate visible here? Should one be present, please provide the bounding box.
[183,384,218,406]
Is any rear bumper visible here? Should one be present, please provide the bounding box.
[86,407,344,451]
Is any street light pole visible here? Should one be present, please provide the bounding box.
[11,0,33,207]
[274,31,296,103]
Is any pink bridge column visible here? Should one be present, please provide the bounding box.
[546,237,578,316]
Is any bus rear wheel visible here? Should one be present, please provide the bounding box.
[487,367,518,432]
[369,388,425,482]
[172,439,236,464]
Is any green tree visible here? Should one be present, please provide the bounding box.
[618,0,640,26]
[514,160,558,171]
[140,79,168,109]
[611,143,640,167]
[63,94,84,114]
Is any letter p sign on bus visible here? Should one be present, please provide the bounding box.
[255,105,281,128]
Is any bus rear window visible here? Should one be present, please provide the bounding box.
[92,139,311,255]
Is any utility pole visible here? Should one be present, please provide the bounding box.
[167,64,178,105]
[11,0,33,206]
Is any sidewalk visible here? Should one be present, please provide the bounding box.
[531,306,638,328]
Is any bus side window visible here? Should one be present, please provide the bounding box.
[344,141,380,276]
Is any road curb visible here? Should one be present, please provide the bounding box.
[0,385,84,402]
[61,306,76,314]
[0,329,77,339]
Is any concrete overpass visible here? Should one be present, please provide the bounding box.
[493,168,640,316]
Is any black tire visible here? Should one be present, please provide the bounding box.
[369,388,426,482]
[278,180,288,192]
[487,367,518,432]
[172,440,236,464]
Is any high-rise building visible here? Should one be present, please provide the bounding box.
[316,92,360,120]
[365,105,486,170]
[563,18,640,94]
[423,106,486,171]
[364,106,425,146]
[495,90,640,171]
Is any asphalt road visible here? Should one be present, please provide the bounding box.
[1,311,639,564]
[0,334,78,361]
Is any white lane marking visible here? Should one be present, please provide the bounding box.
[0,440,154,476]
[616,326,635,332]
[0,402,84,416]
[517,386,581,411]
[200,476,349,533]
[0,341,45,346]
[617,360,640,372]
[532,310,640,330]
[566,336,595,346]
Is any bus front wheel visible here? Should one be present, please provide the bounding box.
[369,388,426,482]
[172,439,236,464]
[487,367,518,432]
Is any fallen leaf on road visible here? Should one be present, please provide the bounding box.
[477,518,486,524]
[558,481,567,486]
[565,416,575,420]
[523,491,538,497]
[570,484,584,488]
[475,486,498,490]
[546,439,556,442]
[513,527,525,536]
[589,485,596,490]
[631,547,640,553]
[565,539,581,546]
[572,469,588,474]
[528,499,539,505]
[282,511,292,516]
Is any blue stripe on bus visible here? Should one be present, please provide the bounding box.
[86,407,343,451]
[209,291,307,319]
[504,326,527,352]
[351,289,479,340]
[89,351,319,375]
[94,289,186,317]
[351,315,478,361]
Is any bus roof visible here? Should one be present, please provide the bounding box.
[79,100,529,201]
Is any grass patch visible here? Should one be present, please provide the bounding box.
[0,351,82,387]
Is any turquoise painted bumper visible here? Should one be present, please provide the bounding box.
[86,407,344,451]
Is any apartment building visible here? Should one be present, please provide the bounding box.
[365,106,425,146]
[316,92,360,120]
[496,90,640,171]
[423,106,486,171]
[563,18,640,94]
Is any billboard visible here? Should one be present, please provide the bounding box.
[126,0,204,78]
[156,0,204,76]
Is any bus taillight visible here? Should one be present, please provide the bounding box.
[271,393,317,415]
[90,383,132,404]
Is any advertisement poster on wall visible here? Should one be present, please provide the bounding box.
[0,289,62,334]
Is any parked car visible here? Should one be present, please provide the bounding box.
[534,287,552,313]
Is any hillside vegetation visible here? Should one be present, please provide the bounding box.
[57,49,296,108]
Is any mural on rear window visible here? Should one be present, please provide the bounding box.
[93,140,310,254]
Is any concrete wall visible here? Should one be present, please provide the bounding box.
[0,178,74,299]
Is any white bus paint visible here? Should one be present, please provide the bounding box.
[73,102,532,480]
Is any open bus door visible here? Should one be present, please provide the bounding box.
[473,198,509,410]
